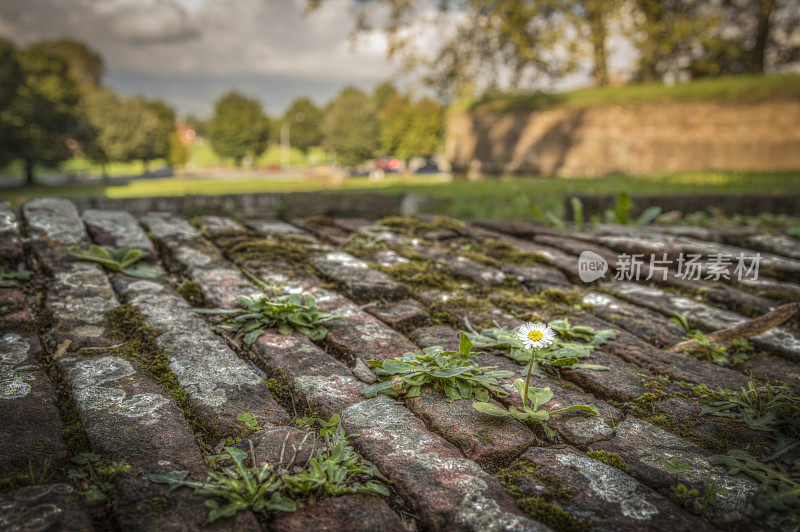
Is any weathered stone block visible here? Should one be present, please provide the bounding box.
[342,396,548,531]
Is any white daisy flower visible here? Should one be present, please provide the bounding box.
[517,322,556,350]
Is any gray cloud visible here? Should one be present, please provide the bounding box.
[109,0,200,44]
[0,0,396,114]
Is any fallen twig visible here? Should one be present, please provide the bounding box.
[666,302,800,354]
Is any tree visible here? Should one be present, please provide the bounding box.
[373,81,399,110]
[401,98,442,161]
[378,93,412,157]
[282,97,322,152]
[321,87,379,167]
[698,0,799,75]
[311,0,604,99]
[628,0,717,82]
[82,89,162,176]
[140,99,176,165]
[0,40,23,169]
[26,39,104,89]
[378,93,442,162]
[207,91,270,166]
[1,44,81,184]
[167,132,189,170]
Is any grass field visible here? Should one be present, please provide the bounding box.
[2,170,798,221]
[455,73,800,113]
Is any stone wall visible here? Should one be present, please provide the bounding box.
[69,190,412,219]
[446,100,800,177]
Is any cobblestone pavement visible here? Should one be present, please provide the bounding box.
[1,198,799,531]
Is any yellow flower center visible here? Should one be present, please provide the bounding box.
[527,330,543,342]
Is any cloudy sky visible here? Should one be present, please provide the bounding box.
[0,0,401,116]
[0,0,640,117]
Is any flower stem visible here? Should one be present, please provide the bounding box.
[523,347,535,409]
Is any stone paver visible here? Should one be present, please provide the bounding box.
[112,275,289,435]
[8,202,800,529]
[82,209,156,256]
[342,396,548,531]
[0,484,93,532]
[513,446,713,531]
[310,250,409,302]
[606,281,800,361]
[271,494,406,532]
[58,353,260,529]
[592,417,759,528]
[1,332,68,477]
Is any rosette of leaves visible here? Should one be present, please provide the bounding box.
[467,318,614,377]
[69,246,164,278]
[681,378,800,512]
[284,415,389,497]
[0,264,32,287]
[473,379,598,439]
[151,447,296,522]
[151,415,389,522]
[361,333,515,402]
[197,293,337,344]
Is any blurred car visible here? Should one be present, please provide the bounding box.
[375,157,401,172]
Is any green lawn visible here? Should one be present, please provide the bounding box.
[454,73,800,114]
[2,170,798,221]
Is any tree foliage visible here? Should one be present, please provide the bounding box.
[282,97,323,152]
[321,87,379,167]
[208,91,270,166]
[0,42,81,183]
[26,39,104,88]
[82,89,163,169]
[378,93,442,161]
[311,0,799,96]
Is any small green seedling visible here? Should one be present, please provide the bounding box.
[151,415,389,522]
[473,378,598,439]
[69,452,131,503]
[361,333,514,402]
[237,413,262,432]
[69,246,164,278]
[0,264,33,287]
[198,292,337,344]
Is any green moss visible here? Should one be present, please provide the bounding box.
[102,304,222,442]
[176,281,205,307]
[0,474,30,493]
[468,239,551,266]
[586,450,629,472]
[226,238,310,268]
[497,459,587,532]
[266,377,291,405]
[378,215,465,235]
[488,289,575,322]
[376,261,461,293]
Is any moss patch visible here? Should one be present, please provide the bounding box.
[375,261,461,293]
[102,304,221,442]
[266,377,292,405]
[176,281,205,307]
[497,459,588,532]
[0,474,31,494]
[224,238,312,275]
[377,215,465,235]
[586,450,629,472]
[488,288,580,322]
[468,238,551,266]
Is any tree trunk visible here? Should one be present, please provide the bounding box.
[751,0,775,72]
[636,0,663,82]
[589,7,609,86]
[24,159,34,186]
